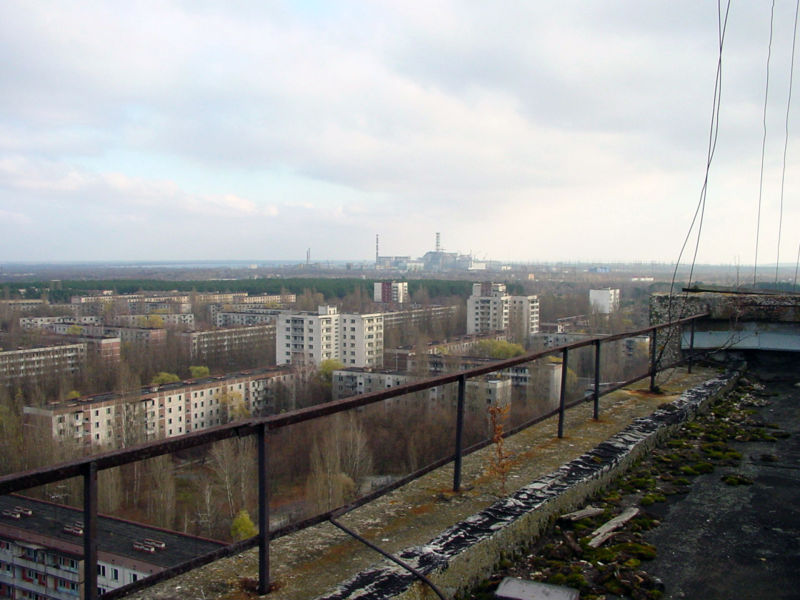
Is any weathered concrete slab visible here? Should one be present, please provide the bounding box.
[495,577,579,600]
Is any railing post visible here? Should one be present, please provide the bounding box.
[593,340,601,420]
[558,349,568,438]
[688,319,696,374]
[258,423,271,595]
[83,461,98,600]
[453,375,466,492]
[649,329,658,392]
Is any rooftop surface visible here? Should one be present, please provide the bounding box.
[0,495,224,569]
[462,352,800,599]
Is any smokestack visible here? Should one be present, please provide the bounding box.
[435,232,441,253]
[306,248,310,265]
[376,234,380,265]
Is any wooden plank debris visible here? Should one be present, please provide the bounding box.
[587,506,640,548]
[559,505,605,522]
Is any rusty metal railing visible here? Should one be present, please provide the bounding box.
[0,313,708,599]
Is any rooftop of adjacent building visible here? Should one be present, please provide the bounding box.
[0,495,224,569]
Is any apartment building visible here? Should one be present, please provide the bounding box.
[331,368,512,415]
[181,325,276,363]
[0,495,223,599]
[384,332,507,371]
[47,324,166,351]
[276,306,342,366]
[380,305,458,330]
[466,283,539,339]
[276,307,383,368]
[109,314,195,328]
[0,299,47,314]
[19,315,102,330]
[212,309,279,328]
[0,344,87,387]
[373,281,409,304]
[589,288,621,314]
[24,367,296,448]
[339,312,384,368]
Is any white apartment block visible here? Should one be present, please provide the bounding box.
[467,283,539,338]
[24,367,296,449]
[373,281,409,304]
[589,288,621,314]
[276,306,383,368]
[0,496,223,599]
[340,312,384,367]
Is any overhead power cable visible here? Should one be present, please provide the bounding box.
[665,0,731,324]
[775,0,800,283]
[754,0,776,286]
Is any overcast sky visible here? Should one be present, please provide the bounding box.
[1,1,798,267]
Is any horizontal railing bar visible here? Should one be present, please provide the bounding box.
[0,313,708,497]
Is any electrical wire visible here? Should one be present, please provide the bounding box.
[754,0,776,286]
[775,0,800,284]
[664,0,731,326]
[657,0,732,384]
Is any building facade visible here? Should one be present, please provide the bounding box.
[466,283,539,339]
[0,495,223,600]
[589,288,620,314]
[276,307,384,368]
[24,367,296,449]
[0,344,87,388]
[373,281,409,304]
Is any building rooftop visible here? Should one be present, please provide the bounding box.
[0,495,224,569]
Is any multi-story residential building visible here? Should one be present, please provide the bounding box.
[276,306,342,367]
[339,312,384,368]
[0,344,87,388]
[373,281,409,304]
[466,283,539,339]
[276,307,383,368]
[0,299,47,314]
[384,332,507,371]
[24,367,296,448]
[19,315,102,330]
[530,331,591,350]
[0,495,223,599]
[380,305,458,330]
[589,288,621,314]
[331,368,512,416]
[467,283,509,333]
[212,310,279,328]
[48,324,167,351]
[180,325,276,363]
[109,314,195,329]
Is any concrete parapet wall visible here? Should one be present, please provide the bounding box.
[318,369,740,600]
